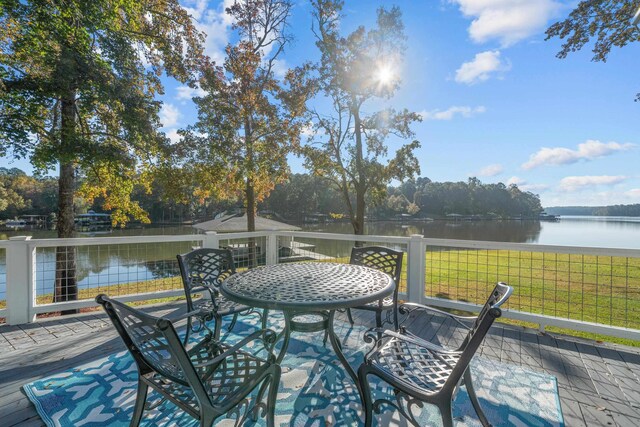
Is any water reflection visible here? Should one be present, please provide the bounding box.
[32,241,195,297]
[305,219,543,243]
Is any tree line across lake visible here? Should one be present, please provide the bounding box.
[1,168,546,223]
[546,205,640,217]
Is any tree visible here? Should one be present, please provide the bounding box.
[546,1,640,99]
[182,0,313,265]
[0,168,27,213]
[0,168,58,218]
[1,0,203,305]
[304,0,421,235]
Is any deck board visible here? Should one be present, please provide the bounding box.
[1,303,640,426]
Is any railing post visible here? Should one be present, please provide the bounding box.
[406,234,426,304]
[202,231,219,249]
[6,236,35,325]
[266,231,278,265]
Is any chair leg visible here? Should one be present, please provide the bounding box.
[346,308,355,325]
[266,365,281,427]
[464,368,491,426]
[358,365,374,427]
[213,314,222,341]
[262,308,269,329]
[183,316,192,346]
[375,310,383,329]
[130,379,148,427]
[393,302,399,330]
[200,412,216,427]
[439,401,454,427]
[227,313,238,332]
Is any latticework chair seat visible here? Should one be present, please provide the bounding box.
[144,339,272,413]
[367,332,461,395]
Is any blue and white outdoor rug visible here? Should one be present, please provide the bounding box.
[24,313,564,426]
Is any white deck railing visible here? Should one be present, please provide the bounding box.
[2,230,640,341]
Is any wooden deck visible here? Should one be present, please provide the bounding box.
[1,304,640,426]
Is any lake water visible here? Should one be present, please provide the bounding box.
[304,216,640,250]
[2,216,640,300]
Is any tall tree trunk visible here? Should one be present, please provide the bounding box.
[244,117,258,268]
[54,92,78,313]
[351,99,365,237]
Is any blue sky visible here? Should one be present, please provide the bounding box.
[3,0,639,208]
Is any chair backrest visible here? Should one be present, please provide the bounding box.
[444,305,502,393]
[459,282,513,351]
[350,246,404,289]
[177,248,236,310]
[96,294,211,403]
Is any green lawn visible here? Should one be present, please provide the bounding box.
[424,248,640,346]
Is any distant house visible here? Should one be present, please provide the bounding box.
[75,211,112,226]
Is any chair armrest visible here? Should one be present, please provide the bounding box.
[191,283,219,298]
[167,308,213,323]
[399,302,475,329]
[383,330,461,355]
[191,328,278,369]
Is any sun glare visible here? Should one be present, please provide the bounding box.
[375,64,394,85]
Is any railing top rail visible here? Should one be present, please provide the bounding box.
[277,230,412,245]
[21,234,206,248]
[423,237,640,257]
[3,230,640,257]
[216,231,272,240]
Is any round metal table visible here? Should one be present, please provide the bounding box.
[220,262,395,394]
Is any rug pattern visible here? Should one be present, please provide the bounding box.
[24,314,564,426]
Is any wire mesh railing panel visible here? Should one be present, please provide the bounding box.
[0,247,6,321]
[277,236,408,294]
[34,240,201,304]
[218,235,269,271]
[425,245,640,329]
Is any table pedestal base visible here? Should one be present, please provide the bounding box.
[274,309,363,402]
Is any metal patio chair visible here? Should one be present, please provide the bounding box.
[177,248,262,343]
[358,282,513,427]
[347,246,404,329]
[96,294,280,427]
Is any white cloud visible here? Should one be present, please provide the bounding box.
[626,189,640,198]
[159,103,181,128]
[478,163,503,177]
[506,176,548,192]
[175,85,207,101]
[455,50,510,85]
[522,140,635,170]
[451,0,563,46]
[521,183,550,193]
[183,0,236,64]
[420,105,486,120]
[558,175,627,192]
[300,121,315,137]
[164,128,181,144]
[507,176,524,186]
[270,58,289,80]
[183,1,289,79]
[543,189,640,206]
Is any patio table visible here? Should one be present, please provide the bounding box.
[219,262,395,395]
